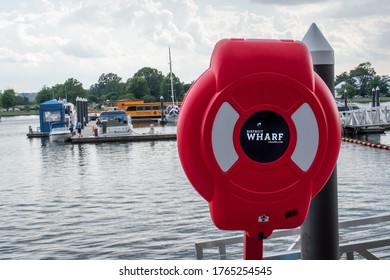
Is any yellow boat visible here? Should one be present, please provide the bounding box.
[116,100,182,119]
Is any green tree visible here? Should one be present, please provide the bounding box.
[49,78,87,104]
[62,78,87,104]
[133,67,164,101]
[51,84,63,101]
[126,76,150,100]
[336,83,356,100]
[1,89,16,110]
[349,62,376,96]
[160,73,185,102]
[369,75,390,97]
[121,91,136,101]
[34,79,87,105]
[15,95,29,106]
[35,86,54,104]
[335,71,353,88]
[380,76,390,96]
[90,73,125,102]
[183,82,193,95]
[335,62,390,98]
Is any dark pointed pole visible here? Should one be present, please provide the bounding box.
[301,23,339,260]
[376,86,380,107]
[160,96,165,126]
[344,89,348,110]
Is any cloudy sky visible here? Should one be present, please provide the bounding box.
[1,0,390,93]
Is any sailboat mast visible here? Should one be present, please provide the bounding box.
[169,47,174,106]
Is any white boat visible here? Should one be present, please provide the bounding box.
[49,122,72,142]
[63,100,77,127]
[49,100,77,141]
[165,104,180,123]
[165,47,180,123]
[95,110,133,134]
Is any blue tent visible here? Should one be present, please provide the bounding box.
[39,100,65,133]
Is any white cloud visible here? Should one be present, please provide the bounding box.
[0,47,26,63]
[251,0,329,5]
[1,0,390,92]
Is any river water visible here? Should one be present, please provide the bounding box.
[0,115,389,259]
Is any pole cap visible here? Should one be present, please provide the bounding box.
[302,23,334,65]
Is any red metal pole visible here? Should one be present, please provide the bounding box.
[243,231,263,260]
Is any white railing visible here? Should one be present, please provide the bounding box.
[194,214,390,260]
[340,106,390,128]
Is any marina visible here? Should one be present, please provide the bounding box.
[26,97,178,144]
[0,115,390,259]
[28,120,177,144]
[26,103,177,144]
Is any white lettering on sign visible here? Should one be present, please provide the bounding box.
[246,130,284,143]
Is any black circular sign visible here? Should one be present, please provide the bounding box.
[240,111,290,163]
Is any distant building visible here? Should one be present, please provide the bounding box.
[18,92,38,102]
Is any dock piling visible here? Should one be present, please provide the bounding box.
[301,23,340,260]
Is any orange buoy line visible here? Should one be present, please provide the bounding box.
[341,137,390,150]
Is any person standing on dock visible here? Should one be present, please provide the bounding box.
[77,121,82,138]
[69,121,74,135]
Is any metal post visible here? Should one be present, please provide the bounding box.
[243,231,263,260]
[81,98,85,128]
[160,96,165,126]
[84,98,88,125]
[84,98,89,126]
[344,89,348,110]
[301,23,339,260]
[372,88,376,108]
[376,86,380,107]
[76,97,82,128]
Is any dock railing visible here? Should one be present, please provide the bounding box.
[340,106,390,130]
[194,214,390,260]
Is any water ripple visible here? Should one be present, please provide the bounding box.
[0,116,389,259]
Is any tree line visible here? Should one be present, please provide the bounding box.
[0,89,30,111]
[0,67,193,110]
[335,62,390,99]
[2,62,390,111]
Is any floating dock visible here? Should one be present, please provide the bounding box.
[27,122,177,143]
[340,106,390,135]
[27,131,49,138]
[70,132,176,144]
[26,125,49,138]
[342,125,386,135]
[70,121,176,144]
